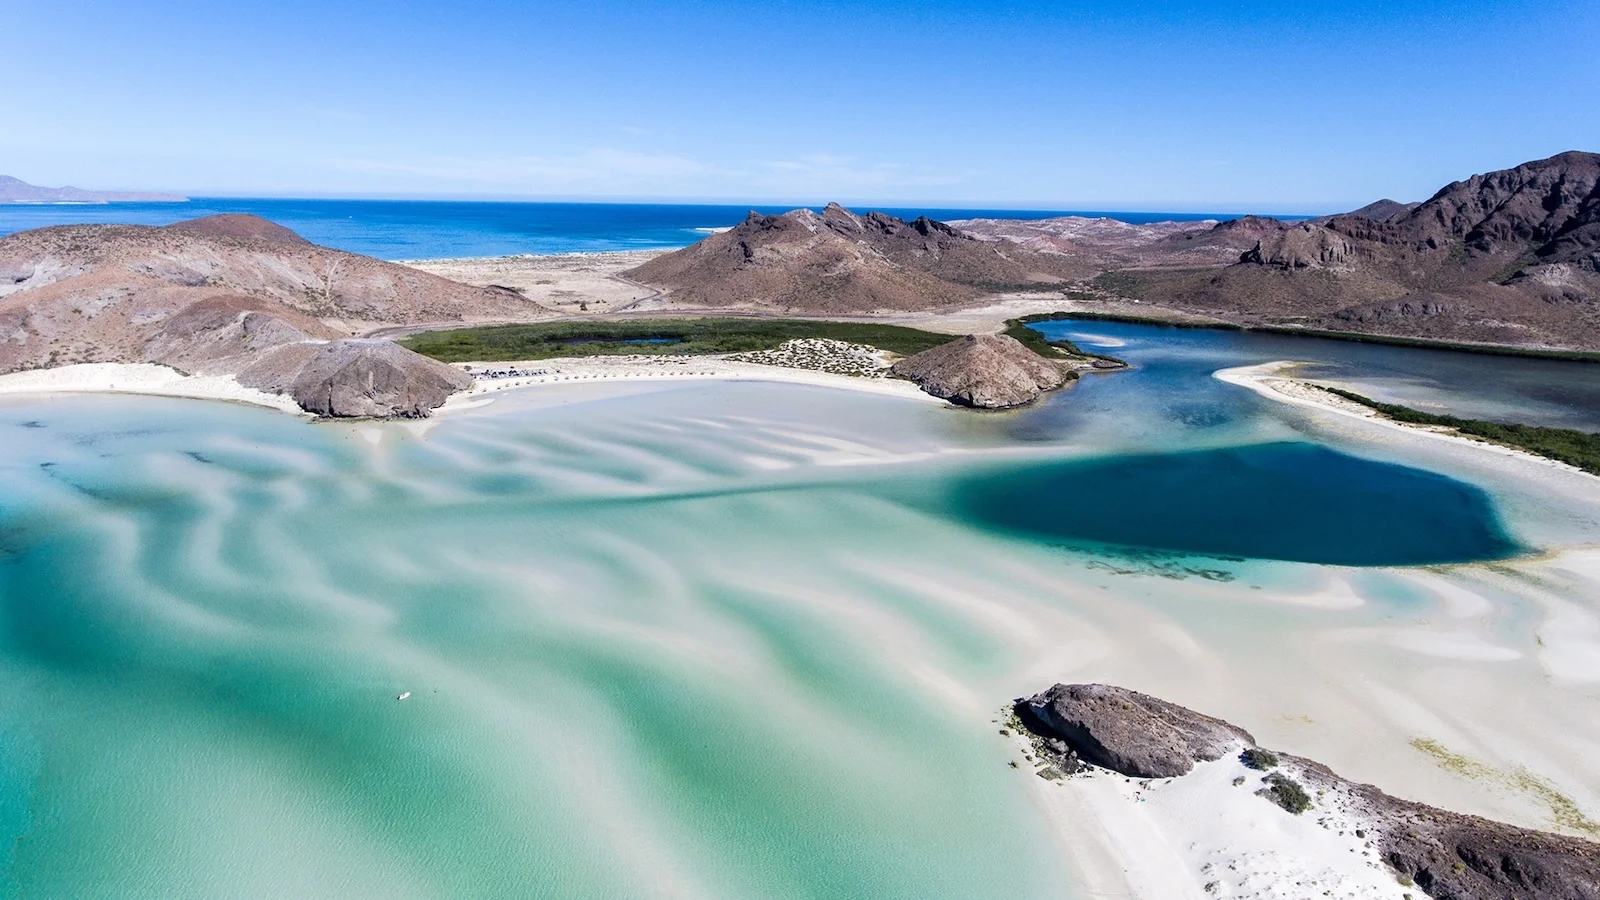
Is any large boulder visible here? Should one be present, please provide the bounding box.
[889,333,1068,408]
[238,339,471,418]
[1018,683,1253,778]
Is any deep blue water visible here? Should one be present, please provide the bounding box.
[0,198,1243,260]
[956,442,1519,566]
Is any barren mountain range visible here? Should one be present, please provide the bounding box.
[0,174,187,204]
[632,151,1600,349]
[962,151,1600,348]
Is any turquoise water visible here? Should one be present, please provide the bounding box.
[0,316,1595,897]
[0,391,1073,900]
[0,200,1232,260]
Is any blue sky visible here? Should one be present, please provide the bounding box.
[3,0,1596,211]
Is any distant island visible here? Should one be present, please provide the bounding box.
[0,174,186,204]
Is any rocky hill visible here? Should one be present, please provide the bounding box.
[626,203,1092,313]
[889,333,1071,408]
[0,175,186,204]
[0,214,543,415]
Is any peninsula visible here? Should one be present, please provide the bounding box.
[0,174,187,204]
[1012,684,1600,900]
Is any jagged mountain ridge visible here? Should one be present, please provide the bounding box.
[967,151,1600,349]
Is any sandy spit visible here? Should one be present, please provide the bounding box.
[1215,360,1594,479]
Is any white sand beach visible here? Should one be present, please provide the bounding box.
[0,362,308,415]
[1029,754,1412,900]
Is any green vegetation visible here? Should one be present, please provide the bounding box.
[1006,314,1126,367]
[1257,772,1313,814]
[1091,270,1142,296]
[1323,388,1600,476]
[1256,326,1600,362]
[1240,747,1280,770]
[400,318,958,363]
[1003,316,1088,357]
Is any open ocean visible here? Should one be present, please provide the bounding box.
[0,198,1244,260]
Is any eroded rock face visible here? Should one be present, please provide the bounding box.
[1018,683,1253,778]
[889,333,1068,409]
[238,339,470,418]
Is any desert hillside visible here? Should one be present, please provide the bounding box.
[956,151,1600,349]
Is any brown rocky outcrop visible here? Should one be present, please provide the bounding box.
[1015,684,1600,900]
[237,339,471,418]
[889,334,1069,408]
[1239,222,1358,269]
[1018,683,1254,778]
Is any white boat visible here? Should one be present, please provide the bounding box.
[396,691,411,701]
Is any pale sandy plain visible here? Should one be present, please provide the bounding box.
[403,251,1227,333]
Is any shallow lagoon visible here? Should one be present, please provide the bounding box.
[1,325,1598,899]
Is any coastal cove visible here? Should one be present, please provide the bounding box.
[0,318,1598,898]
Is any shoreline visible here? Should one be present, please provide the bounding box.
[0,356,947,420]
[1215,361,1596,479]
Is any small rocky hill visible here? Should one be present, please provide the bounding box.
[889,333,1070,408]
[627,203,1090,313]
[0,214,538,415]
